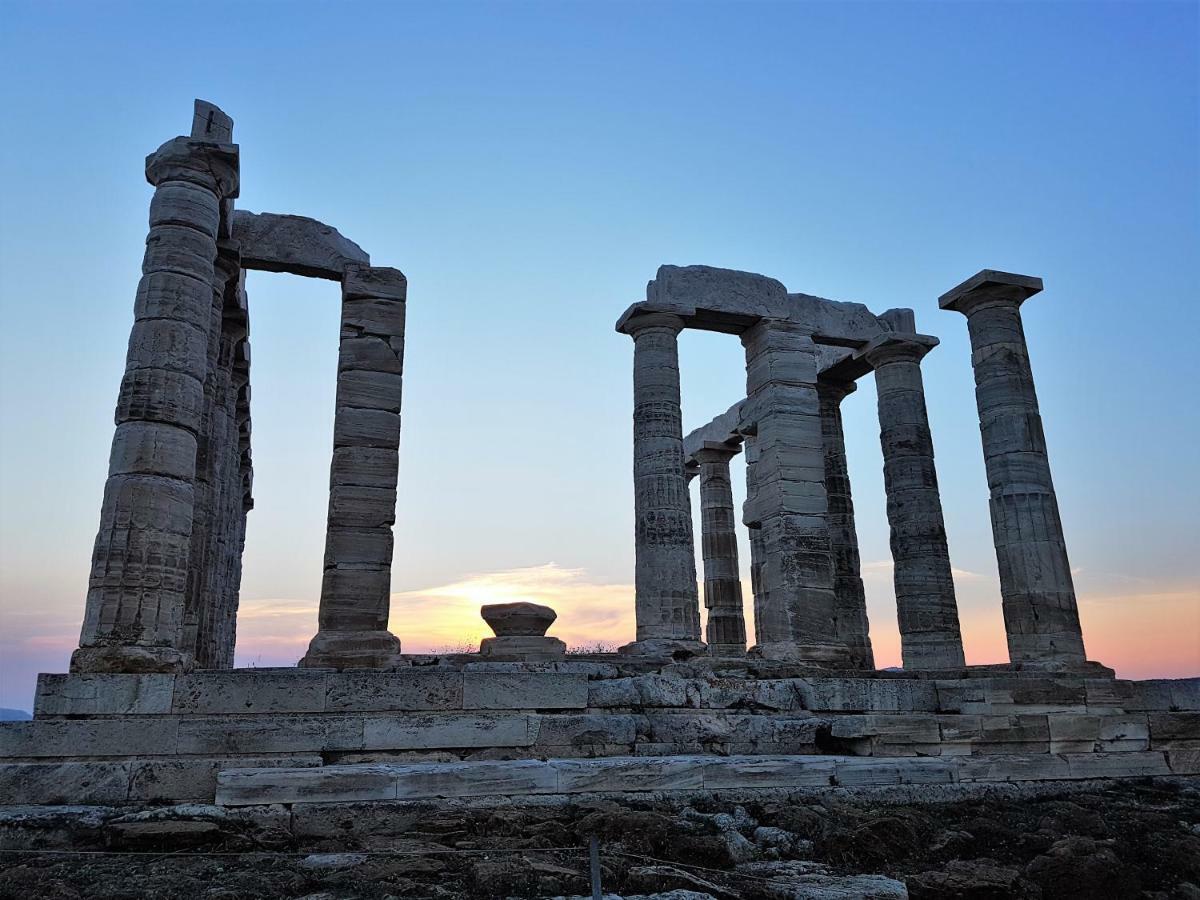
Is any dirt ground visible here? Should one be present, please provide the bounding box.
[2,779,1198,899]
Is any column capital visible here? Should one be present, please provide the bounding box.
[146,136,240,198]
[860,332,939,368]
[693,442,741,464]
[939,269,1043,315]
[215,240,241,283]
[816,377,857,402]
[618,310,685,337]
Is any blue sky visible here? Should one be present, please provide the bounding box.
[1,1,1197,709]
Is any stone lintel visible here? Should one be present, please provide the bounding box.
[232,210,369,281]
[682,400,745,462]
[622,265,893,343]
[939,269,1044,312]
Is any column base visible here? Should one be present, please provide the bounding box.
[480,636,566,662]
[70,645,193,674]
[298,630,402,670]
[749,641,854,667]
[901,636,967,671]
[1006,658,1116,677]
[619,638,707,659]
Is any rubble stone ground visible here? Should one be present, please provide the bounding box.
[2,778,1198,899]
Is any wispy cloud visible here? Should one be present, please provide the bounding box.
[389,564,634,652]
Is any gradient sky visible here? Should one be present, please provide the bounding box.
[1,1,1197,711]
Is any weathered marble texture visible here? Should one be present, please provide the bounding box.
[863,334,965,670]
[694,445,747,656]
[73,120,240,675]
[817,379,874,670]
[300,264,407,669]
[741,321,849,665]
[232,210,369,280]
[940,271,1087,668]
[619,312,702,652]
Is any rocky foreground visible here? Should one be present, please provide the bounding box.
[1,779,1198,899]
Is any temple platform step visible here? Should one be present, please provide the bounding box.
[2,665,1196,805]
[213,751,1199,807]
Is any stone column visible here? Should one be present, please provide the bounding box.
[619,312,703,654]
[301,265,407,669]
[694,444,747,656]
[180,239,242,668]
[940,270,1087,668]
[741,430,768,647]
[742,320,850,664]
[73,134,239,674]
[862,333,966,669]
[817,378,875,670]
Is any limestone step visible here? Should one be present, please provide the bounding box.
[30,669,1200,718]
[213,750,1198,807]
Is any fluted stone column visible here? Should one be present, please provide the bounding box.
[619,312,703,653]
[695,444,748,656]
[940,270,1087,668]
[177,238,247,664]
[742,431,768,646]
[73,134,239,674]
[817,379,875,670]
[742,320,850,664]
[301,265,407,669]
[863,333,966,669]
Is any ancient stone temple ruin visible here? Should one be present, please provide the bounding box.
[617,265,1089,672]
[0,101,1195,829]
[71,100,409,677]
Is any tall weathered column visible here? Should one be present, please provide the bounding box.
[73,132,239,674]
[619,312,703,653]
[695,444,747,656]
[742,320,850,664]
[817,378,875,670]
[863,333,965,669]
[940,270,1087,668]
[301,265,407,669]
[181,241,242,668]
[742,430,768,647]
